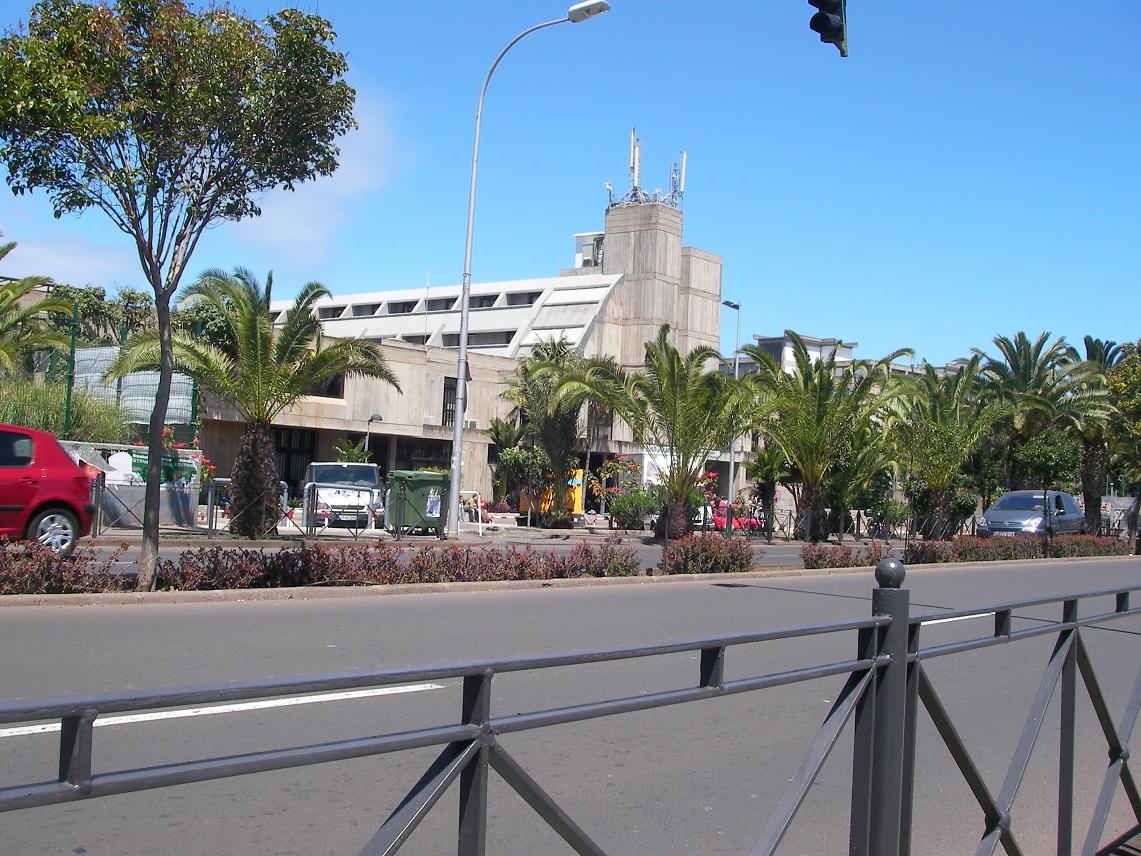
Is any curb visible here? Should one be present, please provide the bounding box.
[2,553,1136,608]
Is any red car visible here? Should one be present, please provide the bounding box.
[0,424,95,555]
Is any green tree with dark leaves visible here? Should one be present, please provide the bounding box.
[895,357,1004,539]
[504,338,604,520]
[746,440,789,543]
[1074,336,1122,533]
[744,331,910,541]
[0,0,357,586]
[552,325,750,539]
[1107,341,1141,552]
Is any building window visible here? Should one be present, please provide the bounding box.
[308,373,344,398]
[387,301,417,315]
[402,334,428,345]
[274,427,316,497]
[442,377,457,427]
[472,294,498,309]
[425,297,455,312]
[317,306,344,320]
[442,331,514,348]
[506,291,542,306]
[351,303,381,317]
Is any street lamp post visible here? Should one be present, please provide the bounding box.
[446,1,611,538]
[722,300,741,538]
[364,414,382,456]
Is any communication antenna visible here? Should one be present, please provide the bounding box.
[609,129,683,209]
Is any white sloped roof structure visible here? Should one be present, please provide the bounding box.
[268,273,621,357]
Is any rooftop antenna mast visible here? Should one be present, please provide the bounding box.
[608,128,685,209]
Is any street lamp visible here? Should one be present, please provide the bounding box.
[446,1,611,538]
[722,299,741,538]
[364,413,382,456]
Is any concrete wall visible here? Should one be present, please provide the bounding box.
[198,341,516,498]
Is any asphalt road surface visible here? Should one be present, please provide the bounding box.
[2,557,1139,855]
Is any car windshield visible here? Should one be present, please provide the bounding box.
[992,495,1044,511]
[310,465,378,488]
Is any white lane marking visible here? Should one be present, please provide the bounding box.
[923,612,995,626]
[0,683,445,738]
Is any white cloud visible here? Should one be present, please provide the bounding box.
[224,88,409,265]
[1,230,145,292]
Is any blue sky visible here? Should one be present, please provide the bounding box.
[0,1,1137,366]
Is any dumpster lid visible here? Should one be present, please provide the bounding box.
[388,469,452,481]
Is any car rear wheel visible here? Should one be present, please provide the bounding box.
[27,508,79,556]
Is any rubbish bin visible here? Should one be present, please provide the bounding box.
[385,470,450,539]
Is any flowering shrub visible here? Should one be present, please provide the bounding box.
[587,455,643,502]
[587,456,660,529]
[660,534,755,575]
[0,540,131,594]
[800,541,895,570]
[406,544,544,583]
[159,542,410,589]
[695,470,719,504]
[903,535,1126,565]
[1048,535,1130,558]
[545,540,642,578]
[488,499,513,514]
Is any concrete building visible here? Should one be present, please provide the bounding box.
[199,194,726,500]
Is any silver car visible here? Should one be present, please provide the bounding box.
[977,490,1086,537]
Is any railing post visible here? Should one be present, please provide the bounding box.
[869,559,910,856]
[1058,599,1077,855]
[458,671,492,856]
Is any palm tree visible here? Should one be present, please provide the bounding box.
[744,332,910,542]
[487,416,523,501]
[895,357,1005,539]
[504,339,592,518]
[0,237,70,373]
[551,325,750,538]
[1074,336,1122,533]
[746,440,789,542]
[109,267,400,545]
[976,332,1104,488]
[825,422,896,543]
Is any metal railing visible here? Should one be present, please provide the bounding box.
[1,565,1138,855]
[203,478,292,538]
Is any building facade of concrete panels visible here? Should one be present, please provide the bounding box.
[199,341,518,497]
[198,199,742,501]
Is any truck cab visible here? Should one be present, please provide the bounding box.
[301,462,382,529]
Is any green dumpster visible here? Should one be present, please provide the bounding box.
[385,470,450,539]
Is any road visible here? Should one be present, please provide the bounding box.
[2,557,1139,855]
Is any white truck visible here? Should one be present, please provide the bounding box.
[301,462,382,529]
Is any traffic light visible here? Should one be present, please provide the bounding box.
[809,0,847,57]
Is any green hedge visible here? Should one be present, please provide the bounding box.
[659,534,756,575]
[903,535,1128,565]
[0,540,645,594]
[800,541,893,570]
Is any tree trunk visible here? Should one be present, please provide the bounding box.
[136,291,174,590]
[230,422,280,538]
[761,481,776,543]
[801,484,825,542]
[927,489,950,541]
[662,494,691,541]
[1080,437,1107,534]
